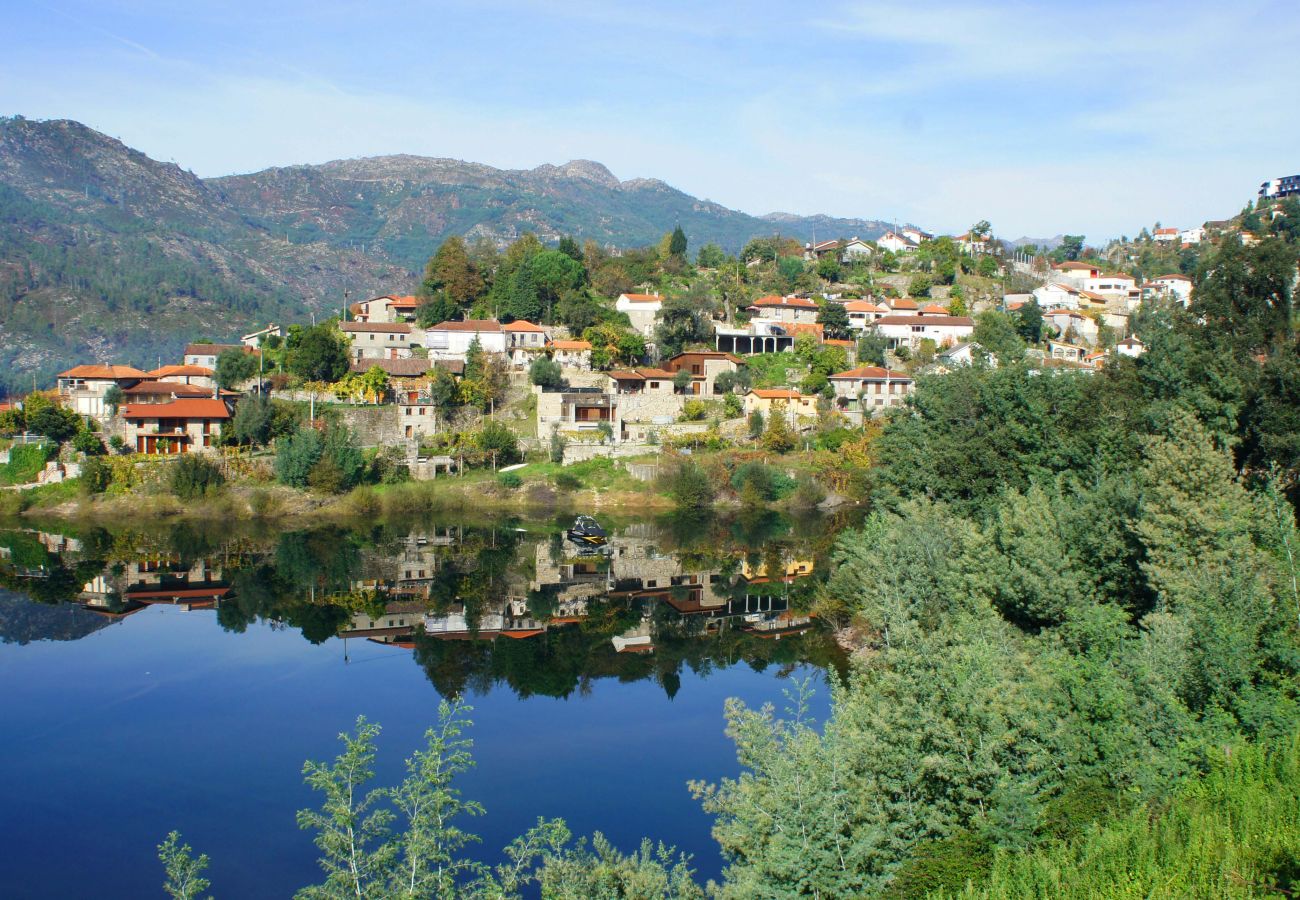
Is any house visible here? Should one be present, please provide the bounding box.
[887,297,920,313]
[349,294,420,324]
[1083,351,1109,368]
[744,389,816,423]
[714,319,798,355]
[877,231,919,254]
[662,351,745,395]
[1116,336,1146,358]
[615,293,663,337]
[749,295,819,324]
[936,343,984,369]
[1260,174,1300,201]
[1179,226,1206,245]
[872,314,975,351]
[607,369,677,395]
[549,340,593,369]
[840,237,873,261]
[341,321,419,360]
[424,320,508,360]
[1052,261,1102,281]
[953,232,991,254]
[504,320,549,367]
[56,365,150,417]
[804,239,840,260]
[844,300,888,330]
[1081,273,1138,301]
[1032,282,1082,310]
[901,227,932,245]
[241,324,285,347]
[828,366,913,410]
[149,365,216,389]
[121,397,234,455]
[918,303,950,317]
[184,343,247,369]
[1044,310,1099,344]
[1076,289,1109,312]
[121,381,224,404]
[1047,340,1089,364]
[1144,274,1193,305]
[1153,227,1180,243]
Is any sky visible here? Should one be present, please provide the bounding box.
[3,0,1297,242]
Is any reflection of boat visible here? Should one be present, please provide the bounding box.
[566,516,607,547]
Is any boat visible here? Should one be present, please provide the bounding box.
[566,515,608,547]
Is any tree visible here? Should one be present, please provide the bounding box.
[970,220,992,239]
[476,421,519,465]
[654,296,711,358]
[416,294,460,328]
[215,349,258,390]
[747,408,765,439]
[858,328,889,367]
[104,384,124,416]
[908,274,933,298]
[971,310,1026,363]
[296,716,396,899]
[529,356,564,390]
[668,225,688,260]
[27,402,79,443]
[230,394,273,446]
[557,235,583,262]
[673,369,694,394]
[170,454,225,500]
[817,301,851,340]
[1015,299,1044,344]
[158,832,211,900]
[696,243,726,269]
[288,325,349,383]
[1191,236,1296,356]
[422,236,483,305]
[816,254,841,283]
[274,427,325,488]
[776,256,806,291]
[1058,235,1085,261]
[553,291,606,333]
[762,404,797,452]
[977,255,999,277]
[665,460,714,509]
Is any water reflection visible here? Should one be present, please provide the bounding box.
[0,512,854,697]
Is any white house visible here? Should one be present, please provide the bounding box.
[349,294,421,324]
[56,364,150,417]
[873,314,974,351]
[549,340,593,370]
[749,295,820,324]
[504,320,549,368]
[901,227,932,245]
[1179,227,1206,245]
[615,293,663,337]
[1153,227,1180,243]
[1081,273,1138,301]
[241,324,285,347]
[1116,336,1146,358]
[841,237,873,261]
[877,231,920,254]
[425,320,508,361]
[1048,340,1090,364]
[341,321,421,361]
[1145,274,1193,306]
[844,300,888,330]
[828,366,913,410]
[1045,310,1099,345]
[1033,282,1083,310]
[1052,261,1102,282]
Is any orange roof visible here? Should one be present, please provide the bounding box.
[919,304,950,314]
[891,298,919,310]
[635,367,675,378]
[550,340,592,350]
[1155,273,1191,281]
[122,399,232,420]
[844,300,885,312]
[1154,227,1179,235]
[1054,261,1098,270]
[58,364,149,379]
[504,320,547,332]
[148,365,214,378]
[385,295,420,308]
[619,293,662,303]
[787,323,824,338]
[753,295,818,309]
[751,389,804,399]
[824,338,855,347]
[876,315,974,326]
[831,366,911,381]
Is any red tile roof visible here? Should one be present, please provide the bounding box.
[504,320,548,332]
[58,364,150,379]
[890,298,919,310]
[919,304,950,314]
[550,340,592,351]
[753,295,818,309]
[875,314,974,327]
[349,358,435,377]
[830,366,911,381]
[750,389,804,399]
[1054,261,1098,271]
[1154,273,1191,281]
[184,343,248,356]
[122,399,232,420]
[619,293,662,303]
[844,300,885,312]
[385,295,420,308]
[122,382,215,397]
[149,365,214,378]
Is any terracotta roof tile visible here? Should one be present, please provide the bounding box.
[58,364,150,379]
[341,321,413,333]
[830,366,911,381]
[428,319,504,332]
[122,399,232,420]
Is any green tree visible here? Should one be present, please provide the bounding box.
[668,225,688,260]
[289,325,350,383]
[215,348,258,390]
[761,404,797,452]
[816,254,841,283]
[27,403,80,443]
[104,384,125,415]
[416,294,460,328]
[817,301,851,339]
[1015,299,1044,344]
[971,310,1026,363]
[422,236,483,305]
[696,243,726,269]
[275,427,325,488]
[1057,235,1085,261]
[529,356,564,390]
[747,408,765,439]
[673,369,694,394]
[231,394,273,446]
[170,454,225,500]
[158,831,211,900]
[654,296,711,357]
[531,249,587,321]
[557,235,583,262]
[859,328,890,367]
[908,274,933,298]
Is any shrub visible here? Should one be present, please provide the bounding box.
[498,471,523,489]
[747,409,765,438]
[477,421,519,464]
[27,404,80,443]
[680,399,708,421]
[529,356,565,390]
[307,456,345,494]
[247,489,282,518]
[274,427,324,488]
[1,442,56,485]
[549,431,567,463]
[731,462,797,502]
[555,471,582,491]
[170,454,225,500]
[723,394,743,418]
[79,455,112,496]
[72,430,105,455]
[790,476,827,509]
[108,435,127,454]
[663,460,715,509]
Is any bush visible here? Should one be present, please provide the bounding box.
[72,430,105,455]
[79,455,112,496]
[247,489,282,518]
[723,394,743,418]
[529,356,565,390]
[477,421,519,465]
[730,462,797,502]
[307,456,345,494]
[790,476,827,509]
[274,427,324,488]
[498,471,523,489]
[663,460,715,509]
[1,442,56,485]
[108,435,127,454]
[748,409,765,438]
[555,471,582,491]
[169,454,225,500]
[549,431,567,464]
[27,404,80,443]
[681,400,708,421]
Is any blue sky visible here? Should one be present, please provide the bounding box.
[3,0,1296,241]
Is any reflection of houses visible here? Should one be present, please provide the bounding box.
[424,604,547,640]
[341,601,427,647]
[122,556,230,609]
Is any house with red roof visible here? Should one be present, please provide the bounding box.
[341,321,420,361]
[749,295,819,325]
[844,299,888,330]
[425,319,508,360]
[828,366,914,410]
[1153,227,1180,243]
[872,314,974,351]
[121,397,235,455]
[549,340,593,369]
[57,364,151,417]
[503,320,550,367]
[662,351,745,395]
[348,294,421,324]
[614,293,663,337]
[744,388,816,423]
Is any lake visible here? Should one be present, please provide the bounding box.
[0,510,852,898]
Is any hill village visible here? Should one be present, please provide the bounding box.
[4,183,1295,495]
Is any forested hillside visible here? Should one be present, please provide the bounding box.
[0,116,893,393]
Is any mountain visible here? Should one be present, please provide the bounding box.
[0,116,892,391]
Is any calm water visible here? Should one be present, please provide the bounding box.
[0,511,850,898]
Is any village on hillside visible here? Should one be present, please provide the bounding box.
[1,183,1294,496]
